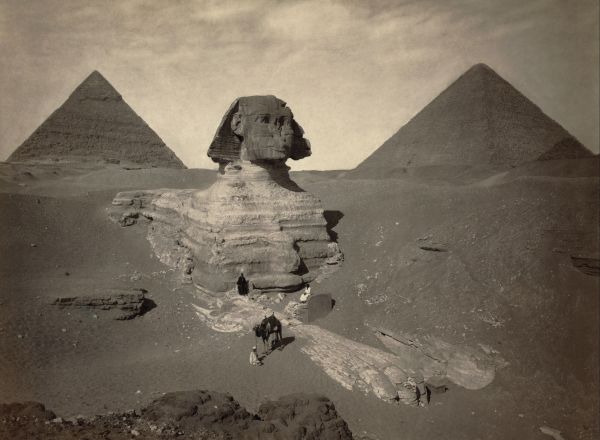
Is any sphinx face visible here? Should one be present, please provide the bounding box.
[230,96,311,162]
[233,109,293,160]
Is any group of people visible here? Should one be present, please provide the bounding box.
[241,271,312,367]
[397,374,430,407]
[241,272,429,407]
[250,311,283,366]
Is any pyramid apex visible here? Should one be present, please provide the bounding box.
[471,62,493,70]
[82,70,112,84]
[453,63,507,90]
[71,70,121,102]
[88,70,104,77]
[464,63,500,77]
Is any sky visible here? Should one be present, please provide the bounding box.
[0,0,598,170]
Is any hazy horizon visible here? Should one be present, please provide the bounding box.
[1,0,598,170]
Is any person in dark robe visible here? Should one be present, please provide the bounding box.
[237,273,248,296]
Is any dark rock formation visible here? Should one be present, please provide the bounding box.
[0,391,353,440]
[351,63,593,178]
[257,393,354,440]
[8,71,185,168]
[418,245,448,252]
[51,288,155,320]
[142,390,258,435]
[0,402,56,421]
[571,256,600,277]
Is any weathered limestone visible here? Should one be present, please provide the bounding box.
[51,289,155,320]
[110,95,341,292]
[189,287,505,405]
[207,96,311,163]
[372,327,502,390]
[182,160,339,291]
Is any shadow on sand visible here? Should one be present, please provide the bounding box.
[323,210,344,242]
[259,336,296,362]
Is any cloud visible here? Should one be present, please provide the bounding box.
[0,0,597,169]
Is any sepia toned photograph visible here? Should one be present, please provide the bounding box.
[0,1,598,439]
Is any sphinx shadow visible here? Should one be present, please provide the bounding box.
[323,210,344,242]
[292,242,310,276]
[268,169,306,192]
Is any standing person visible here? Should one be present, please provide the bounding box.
[237,272,248,296]
[249,346,261,366]
[415,374,429,407]
[397,373,428,407]
[405,373,429,407]
[299,283,311,303]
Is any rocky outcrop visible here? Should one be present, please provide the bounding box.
[0,402,56,421]
[295,322,505,405]
[51,288,155,320]
[109,95,342,293]
[188,285,503,406]
[570,256,600,277]
[372,327,504,390]
[8,71,185,168]
[257,393,354,440]
[141,390,257,435]
[0,391,352,440]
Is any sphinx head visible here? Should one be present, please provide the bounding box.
[208,96,311,163]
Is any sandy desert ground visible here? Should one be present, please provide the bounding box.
[1,157,597,440]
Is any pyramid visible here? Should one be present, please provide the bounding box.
[8,71,186,168]
[351,63,593,177]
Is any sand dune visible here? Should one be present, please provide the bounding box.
[1,156,597,439]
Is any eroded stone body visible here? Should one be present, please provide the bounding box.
[182,160,338,291]
[110,96,341,293]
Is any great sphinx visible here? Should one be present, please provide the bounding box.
[110,95,342,293]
